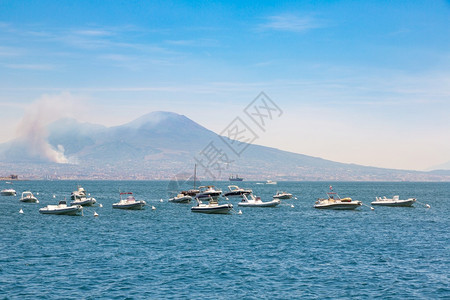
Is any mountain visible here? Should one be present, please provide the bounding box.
[0,111,449,181]
[427,160,450,171]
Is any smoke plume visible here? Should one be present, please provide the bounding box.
[16,92,78,164]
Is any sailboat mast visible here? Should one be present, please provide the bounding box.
[193,164,197,189]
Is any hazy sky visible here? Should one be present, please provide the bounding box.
[0,1,449,171]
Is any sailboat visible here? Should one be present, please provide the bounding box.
[170,164,199,203]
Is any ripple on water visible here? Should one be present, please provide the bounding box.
[0,181,449,299]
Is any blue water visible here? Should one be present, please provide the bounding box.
[1,181,449,299]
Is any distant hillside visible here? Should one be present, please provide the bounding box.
[427,161,450,171]
[0,111,449,181]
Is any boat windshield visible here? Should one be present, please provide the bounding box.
[327,192,340,200]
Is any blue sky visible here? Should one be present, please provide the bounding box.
[0,0,449,170]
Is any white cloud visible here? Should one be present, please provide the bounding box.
[0,46,23,57]
[72,29,114,36]
[5,64,56,70]
[260,14,322,32]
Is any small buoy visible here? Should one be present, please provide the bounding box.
[426,204,430,208]
[294,197,297,200]
[238,210,242,215]
[160,199,163,202]
[99,204,103,208]
[371,207,375,210]
[94,211,98,217]
[19,208,24,214]
[53,194,56,198]
[290,204,294,208]
[152,206,156,210]
[36,192,39,195]
[36,200,39,204]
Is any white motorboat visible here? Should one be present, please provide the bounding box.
[39,200,83,216]
[70,185,96,206]
[70,185,87,200]
[169,193,192,203]
[195,185,222,201]
[266,180,277,185]
[1,188,16,196]
[314,190,362,210]
[371,195,416,207]
[191,197,233,214]
[273,191,293,199]
[19,191,39,203]
[223,185,252,198]
[238,193,281,207]
[70,196,96,207]
[113,192,146,210]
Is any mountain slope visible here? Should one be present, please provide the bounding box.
[0,111,449,181]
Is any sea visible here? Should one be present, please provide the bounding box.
[0,181,449,299]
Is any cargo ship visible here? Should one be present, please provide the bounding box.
[229,174,243,181]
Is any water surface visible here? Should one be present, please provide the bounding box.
[0,181,449,299]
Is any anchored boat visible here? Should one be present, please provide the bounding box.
[191,197,233,214]
[238,193,281,207]
[39,200,83,216]
[371,196,416,207]
[273,191,293,199]
[195,186,222,201]
[223,185,252,198]
[171,164,199,202]
[1,188,16,196]
[19,191,39,203]
[70,185,96,206]
[113,192,146,210]
[314,188,362,210]
[169,193,192,203]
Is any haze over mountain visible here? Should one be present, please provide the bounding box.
[427,161,450,171]
[0,111,448,181]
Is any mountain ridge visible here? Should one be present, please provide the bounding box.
[0,111,449,181]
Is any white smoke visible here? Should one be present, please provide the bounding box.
[16,92,79,164]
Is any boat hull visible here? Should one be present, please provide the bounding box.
[273,195,292,199]
[39,206,83,215]
[223,191,251,198]
[20,197,39,203]
[238,199,281,207]
[1,190,16,196]
[196,192,222,201]
[70,198,96,207]
[314,202,362,210]
[191,204,233,214]
[371,199,415,207]
[169,196,192,203]
[112,201,146,210]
